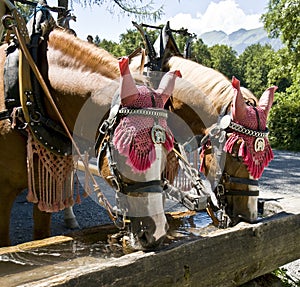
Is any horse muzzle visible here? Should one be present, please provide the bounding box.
[130,214,169,250]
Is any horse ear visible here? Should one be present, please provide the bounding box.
[119,57,138,105]
[156,70,181,104]
[258,86,277,116]
[232,76,247,120]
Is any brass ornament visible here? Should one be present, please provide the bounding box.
[254,137,265,152]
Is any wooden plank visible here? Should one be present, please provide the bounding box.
[1,213,299,287]
[0,236,73,255]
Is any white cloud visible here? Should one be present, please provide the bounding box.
[167,0,262,35]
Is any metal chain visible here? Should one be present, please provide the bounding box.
[118,107,168,119]
[229,121,269,138]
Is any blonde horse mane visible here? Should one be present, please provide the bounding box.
[48,29,119,79]
[168,56,257,115]
[46,29,121,107]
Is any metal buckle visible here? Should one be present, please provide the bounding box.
[99,120,109,134]
[217,184,225,196]
[2,15,15,30]
[218,208,230,229]
[182,196,195,211]
[219,114,231,129]
[30,111,41,123]
[107,175,120,192]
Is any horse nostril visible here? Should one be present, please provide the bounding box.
[138,228,153,244]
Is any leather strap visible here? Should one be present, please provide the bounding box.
[0,110,11,120]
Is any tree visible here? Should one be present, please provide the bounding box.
[119,28,152,56]
[237,43,277,97]
[267,47,294,92]
[190,38,211,67]
[208,44,238,81]
[261,0,300,59]
[98,38,123,56]
[57,0,164,23]
[261,0,300,151]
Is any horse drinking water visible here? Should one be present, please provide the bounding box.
[129,32,276,226]
[96,56,181,248]
[0,1,180,249]
[158,55,277,227]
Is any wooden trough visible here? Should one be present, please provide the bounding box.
[0,193,299,287]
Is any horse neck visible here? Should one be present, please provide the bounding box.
[166,57,231,134]
[48,29,119,79]
[167,57,258,134]
[45,29,120,135]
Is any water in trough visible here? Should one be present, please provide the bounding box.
[2,150,299,282]
[1,209,214,278]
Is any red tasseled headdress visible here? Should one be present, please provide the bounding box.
[113,57,181,173]
[224,77,277,179]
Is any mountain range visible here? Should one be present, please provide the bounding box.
[199,27,283,54]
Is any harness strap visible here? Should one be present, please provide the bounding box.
[123,180,163,193]
[225,189,259,196]
[95,93,120,155]
[253,107,262,132]
[226,175,259,186]
[0,110,11,120]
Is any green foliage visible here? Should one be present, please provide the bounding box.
[97,28,155,57]
[237,43,277,97]
[208,44,238,80]
[190,38,211,66]
[267,47,293,92]
[261,0,300,59]
[98,38,126,57]
[118,29,144,56]
[272,268,300,287]
[268,88,300,151]
[261,0,299,138]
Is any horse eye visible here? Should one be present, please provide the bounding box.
[245,99,257,107]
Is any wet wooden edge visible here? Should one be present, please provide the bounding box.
[0,212,299,287]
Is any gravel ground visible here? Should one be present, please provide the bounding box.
[9,149,300,283]
[258,150,300,284]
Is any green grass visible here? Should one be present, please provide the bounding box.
[272,268,300,287]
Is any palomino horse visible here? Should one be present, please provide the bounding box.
[95,56,181,249]
[0,13,174,248]
[131,54,276,226]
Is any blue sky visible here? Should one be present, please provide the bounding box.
[48,0,269,42]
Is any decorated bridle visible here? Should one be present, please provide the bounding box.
[95,57,217,220]
[200,77,277,227]
[95,56,183,217]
